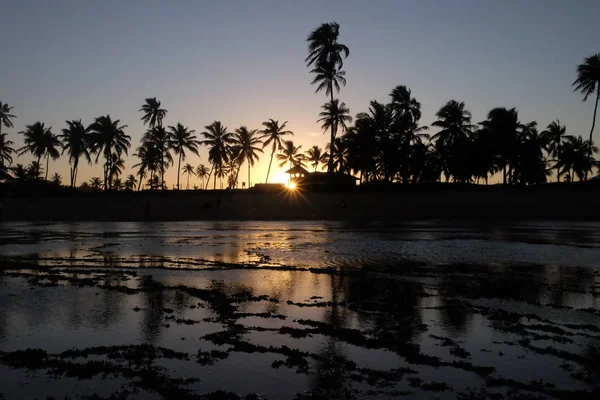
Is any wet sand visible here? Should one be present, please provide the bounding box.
[2,187,600,221]
[1,221,600,399]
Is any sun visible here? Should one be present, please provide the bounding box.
[287,182,297,190]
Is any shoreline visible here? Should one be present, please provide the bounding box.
[2,187,600,221]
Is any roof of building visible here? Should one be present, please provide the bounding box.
[284,165,310,175]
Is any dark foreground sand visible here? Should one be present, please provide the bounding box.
[2,187,600,221]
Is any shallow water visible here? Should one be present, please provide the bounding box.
[1,221,600,399]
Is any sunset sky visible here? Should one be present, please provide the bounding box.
[1,0,599,187]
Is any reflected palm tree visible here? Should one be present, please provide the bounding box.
[573,54,600,180]
[260,119,293,183]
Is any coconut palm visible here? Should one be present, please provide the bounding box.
[479,107,521,184]
[18,122,61,180]
[28,161,43,179]
[182,163,195,189]
[573,54,600,180]
[60,119,92,187]
[196,164,209,190]
[317,99,352,172]
[389,86,422,125]
[125,174,137,191]
[142,126,172,189]
[108,153,125,187]
[88,115,130,190]
[231,126,263,189]
[50,173,62,186]
[260,119,293,183]
[89,177,103,191]
[277,140,306,170]
[541,121,573,182]
[0,102,16,138]
[139,97,167,129]
[0,133,15,173]
[556,136,598,181]
[168,123,199,189]
[201,121,234,189]
[113,178,124,191]
[133,141,159,191]
[11,164,29,184]
[305,145,327,172]
[305,22,349,70]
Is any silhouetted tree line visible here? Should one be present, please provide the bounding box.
[0,24,599,190]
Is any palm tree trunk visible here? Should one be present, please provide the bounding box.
[45,154,50,181]
[161,154,165,190]
[327,89,335,175]
[265,145,276,183]
[177,153,182,190]
[213,169,217,190]
[585,90,599,181]
[186,173,190,190]
[248,162,251,189]
[206,165,214,190]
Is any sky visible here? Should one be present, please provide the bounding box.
[1,0,599,188]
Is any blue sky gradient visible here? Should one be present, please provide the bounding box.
[1,0,599,186]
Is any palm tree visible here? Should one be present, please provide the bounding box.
[51,173,62,186]
[317,99,352,172]
[182,163,195,189]
[541,121,573,182]
[260,119,293,183]
[133,141,159,191]
[431,100,475,182]
[113,178,123,191]
[88,115,130,190]
[556,136,598,181]
[89,177,103,192]
[479,107,521,184]
[28,161,43,180]
[139,97,167,129]
[305,145,327,172]
[125,174,137,191]
[0,133,15,174]
[142,126,172,189]
[305,22,350,70]
[11,164,29,184]
[18,122,60,180]
[108,153,125,187]
[389,86,422,125]
[0,102,16,138]
[277,140,306,170]
[573,54,600,180]
[232,126,263,189]
[168,123,200,189]
[60,119,92,187]
[201,121,234,189]
[196,164,209,190]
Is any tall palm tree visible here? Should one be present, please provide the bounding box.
[196,164,209,190]
[317,99,352,173]
[541,120,573,182]
[277,140,305,170]
[18,122,60,180]
[305,145,327,172]
[125,174,137,191]
[60,119,92,187]
[182,163,195,189]
[573,54,600,180]
[260,119,293,183]
[232,126,263,189]
[0,102,16,138]
[139,97,167,129]
[142,126,172,189]
[305,22,350,70]
[88,115,130,190]
[201,121,234,189]
[168,123,200,189]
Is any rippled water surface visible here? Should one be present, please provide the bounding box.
[1,221,600,399]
